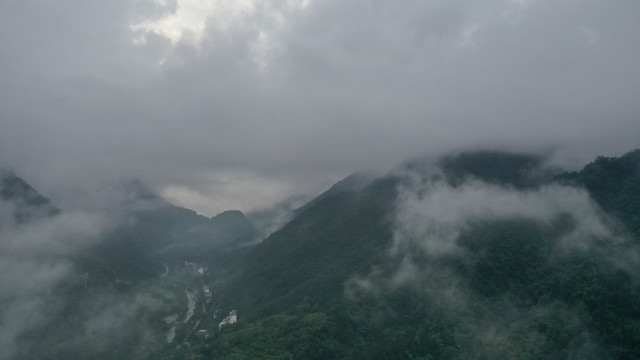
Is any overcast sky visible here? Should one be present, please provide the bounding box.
[1,0,639,215]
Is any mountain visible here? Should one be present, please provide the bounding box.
[4,149,640,360]
[0,169,59,224]
[221,175,397,316]
[170,149,640,360]
[0,175,260,360]
[558,149,640,238]
[293,170,378,215]
[245,171,378,241]
[215,151,561,319]
[437,150,554,187]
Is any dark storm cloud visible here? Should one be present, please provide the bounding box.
[1,0,639,214]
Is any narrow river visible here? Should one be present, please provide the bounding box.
[183,289,196,323]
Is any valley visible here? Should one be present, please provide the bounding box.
[2,149,640,359]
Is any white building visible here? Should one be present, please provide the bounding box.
[218,310,237,329]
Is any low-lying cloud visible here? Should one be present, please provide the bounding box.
[346,163,639,358]
[393,179,612,257]
[0,208,108,359]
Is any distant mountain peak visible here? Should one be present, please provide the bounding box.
[213,209,245,219]
[0,170,59,223]
[114,178,167,204]
[294,170,378,215]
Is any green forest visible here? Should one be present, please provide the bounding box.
[3,150,640,360]
[155,150,640,359]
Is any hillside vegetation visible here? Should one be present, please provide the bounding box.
[169,150,640,359]
[3,150,640,359]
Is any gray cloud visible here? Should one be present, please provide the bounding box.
[1,0,639,214]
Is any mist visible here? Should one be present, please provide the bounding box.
[0,208,108,359]
[0,178,195,359]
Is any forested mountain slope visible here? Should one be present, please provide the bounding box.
[0,174,258,360]
[559,149,640,238]
[4,149,640,360]
[174,150,640,360]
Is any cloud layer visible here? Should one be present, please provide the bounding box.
[1,0,639,214]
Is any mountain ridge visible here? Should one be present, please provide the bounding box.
[4,148,640,360]
[186,148,640,359]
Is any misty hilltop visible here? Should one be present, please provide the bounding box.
[2,148,640,359]
[0,169,59,224]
